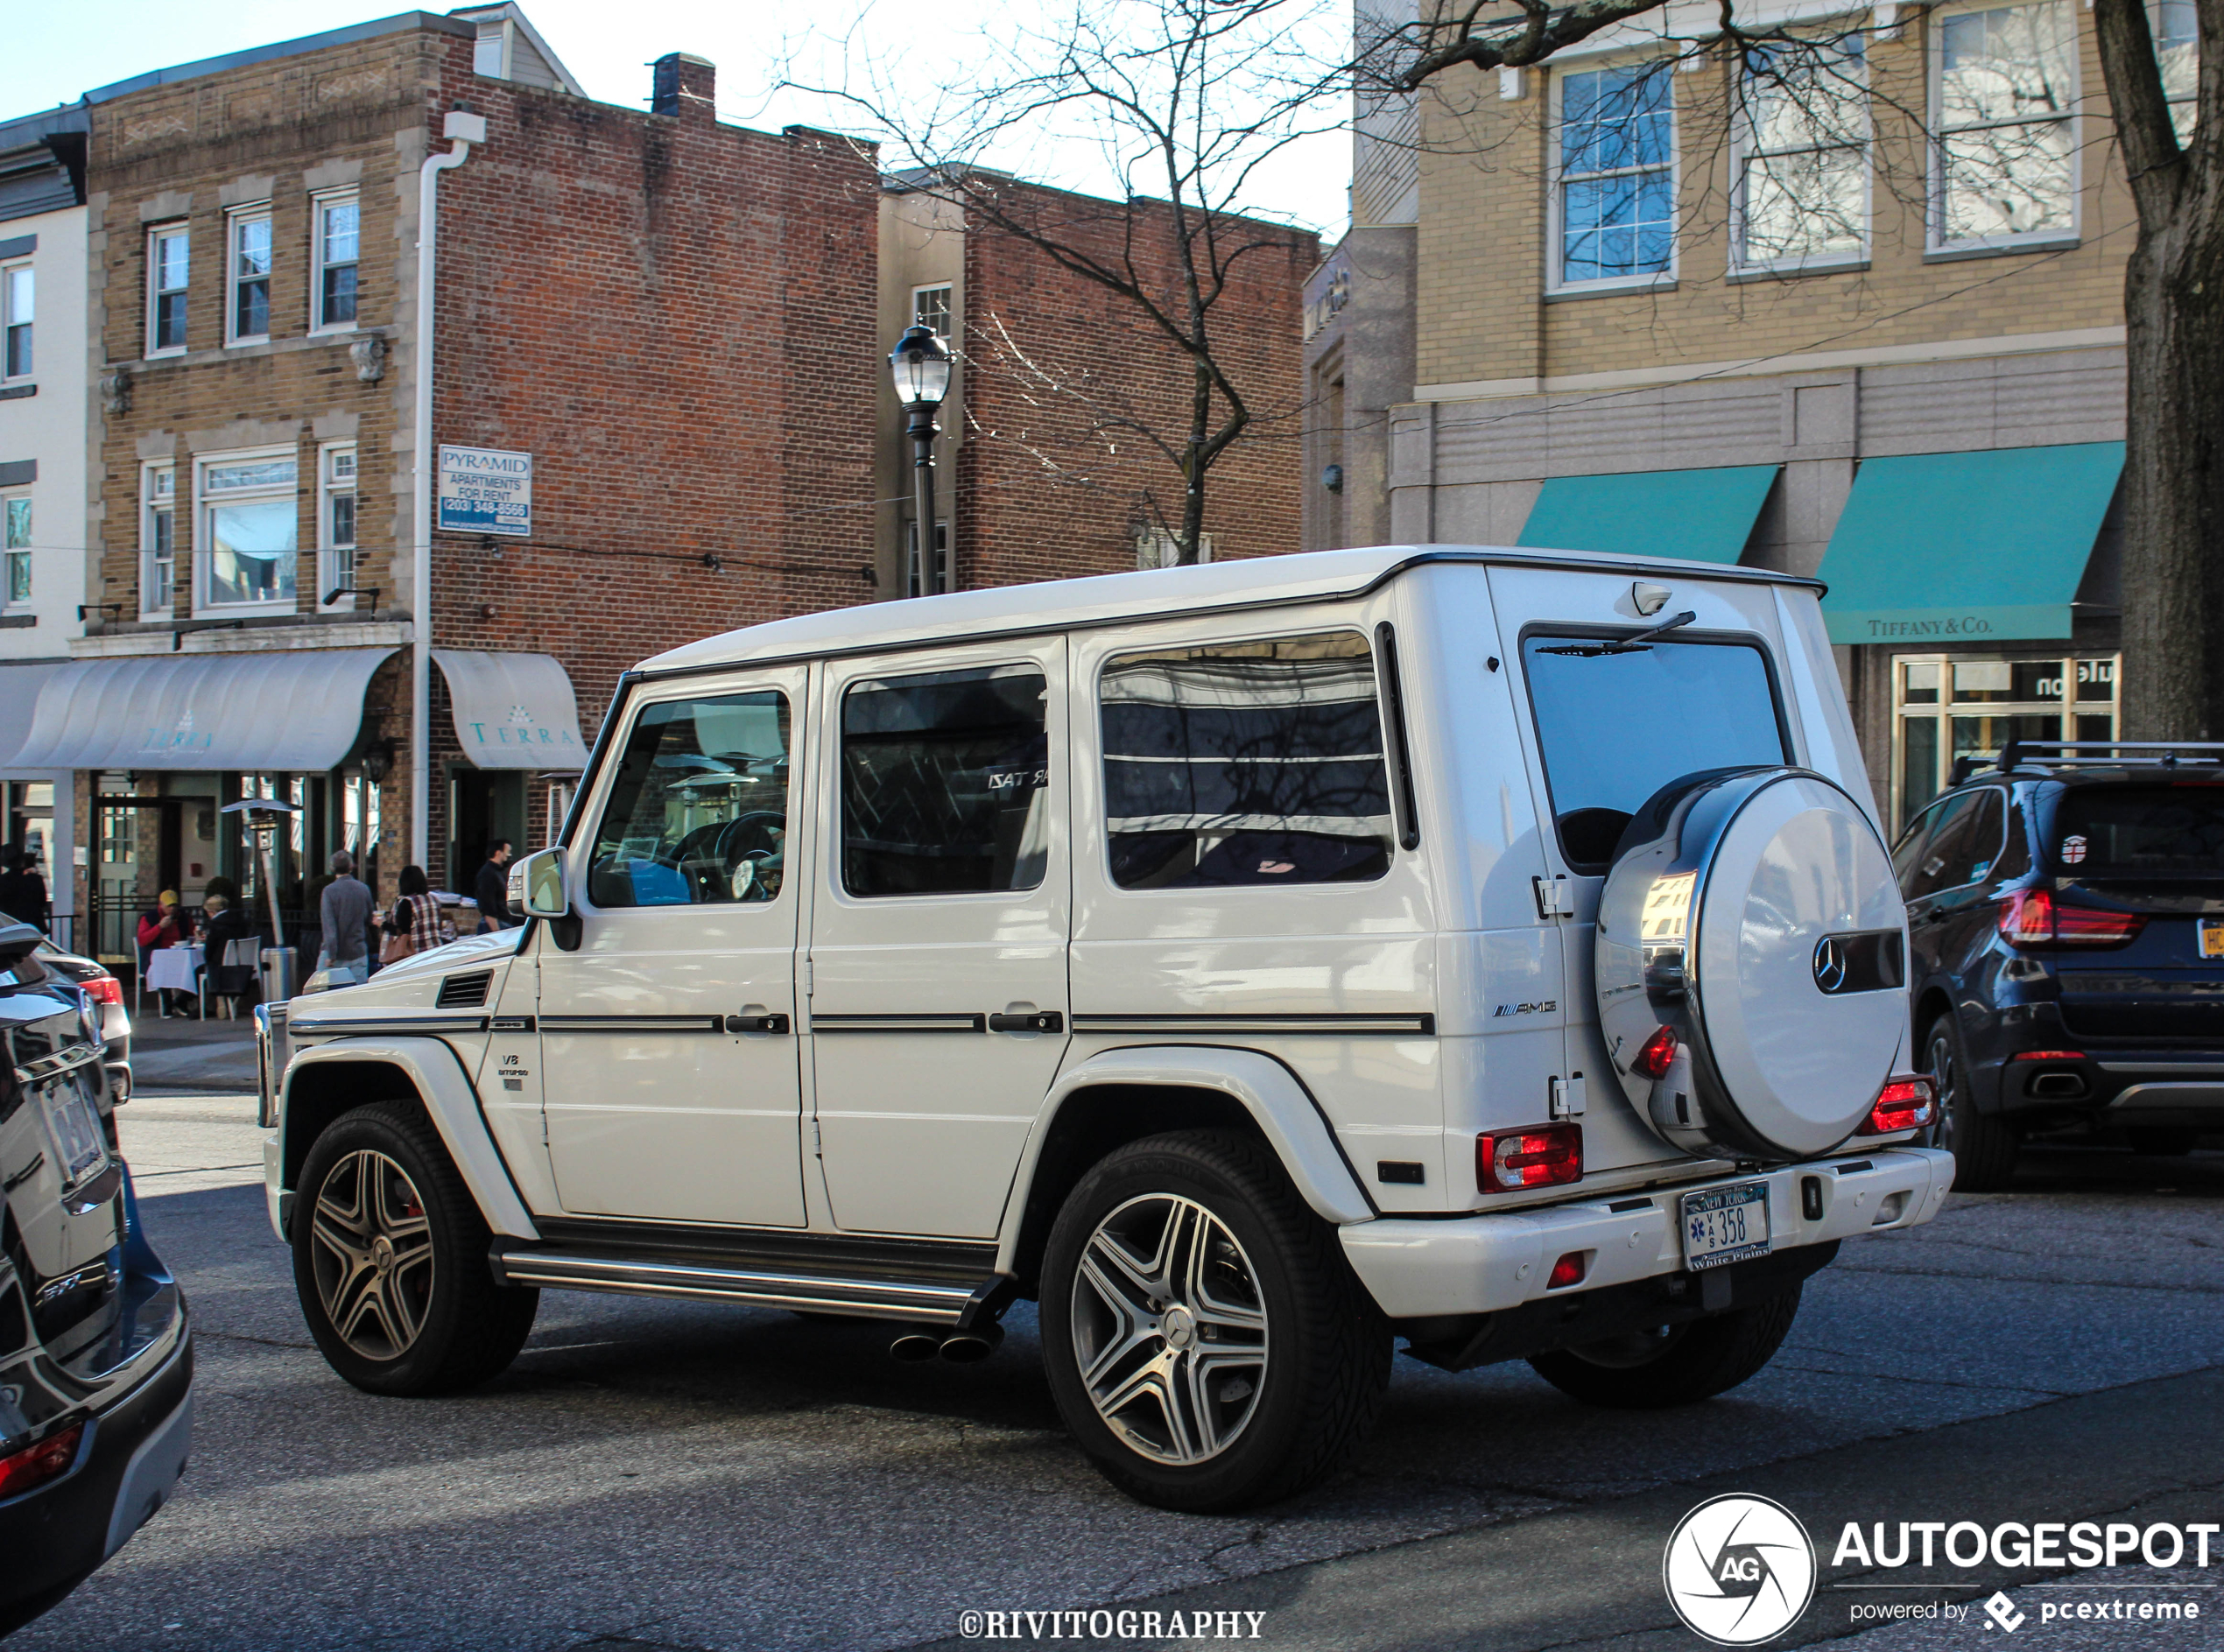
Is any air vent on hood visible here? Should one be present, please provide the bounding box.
[435,971,493,1009]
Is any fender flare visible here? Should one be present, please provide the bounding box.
[281,1037,539,1241]
[994,1044,1376,1274]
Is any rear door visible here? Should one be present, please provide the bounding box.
[1485,566,1798,1171]
[806,640,1071,1239]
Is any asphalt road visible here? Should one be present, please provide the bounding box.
[13,1093,2223,1652]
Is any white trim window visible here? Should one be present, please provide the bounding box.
[195,449,298,612]
[227,205,273,344]
[312,190,360,331]
[905,518,948,598]
[3,494,29,608]
[1932,0,2078,250]
[2157,0,2198,142]
[1733,33,1870,271]
[2,262,30,381]
[317,442,358,609]
[1136,532,1214,569]
[1552,60,1676,290]
[141,462,177,618]
[147,224,189,355]
[911,283,953,337]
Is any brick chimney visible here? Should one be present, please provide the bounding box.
[651,53,716,120]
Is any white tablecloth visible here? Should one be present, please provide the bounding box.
[144,946,204,994]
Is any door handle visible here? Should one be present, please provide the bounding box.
[987,1010,1064,1034]
[724,1013,791,1035]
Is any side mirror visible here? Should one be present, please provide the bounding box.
[516,847,569,919]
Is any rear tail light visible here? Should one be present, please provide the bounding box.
[82,974,123,1006]
[1997,887,2143,948]
[1629,1025,1679,1080]
[1856,1073,1936,1136]
[1546,1251,1588,1290]
[1478,1123,1583,1192]
[0,1424,84,1501]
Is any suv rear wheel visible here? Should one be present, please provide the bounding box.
[1038,1130,1389,1512]
[1527,1285,1803,1408]
[1927,1016,2019,1192]
[292,1102,538,1395]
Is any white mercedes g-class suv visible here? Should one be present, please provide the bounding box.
[261,546,1950,1510]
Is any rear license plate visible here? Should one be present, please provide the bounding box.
[2201,919,2224,960]
[1682,1181,1771,1270]
[34,1068,109,1192]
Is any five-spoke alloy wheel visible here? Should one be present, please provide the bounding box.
[292,1102,538,1395]
[1041,1130,1388,1512]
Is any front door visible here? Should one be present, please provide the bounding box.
[807,642,1071,1238]
[538,671,809,1227]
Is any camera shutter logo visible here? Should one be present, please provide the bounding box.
[1662,1494,1816,1645]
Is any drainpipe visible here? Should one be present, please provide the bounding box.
[410,109,485,873]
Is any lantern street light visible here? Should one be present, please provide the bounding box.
[889,323,953,595]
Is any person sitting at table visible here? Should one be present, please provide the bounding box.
[136,890,200,1017]
[201,893,260,1012]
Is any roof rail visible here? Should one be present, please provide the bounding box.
[1989,739,2224,777]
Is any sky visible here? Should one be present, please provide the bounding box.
[11,0,1354,239]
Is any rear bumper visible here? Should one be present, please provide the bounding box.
[1993,1046,2224,1124]
[0,1332,193,1628]
[1340,1147,1953,1320]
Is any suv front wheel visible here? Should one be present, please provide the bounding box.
[292,1102,539,1395]
[1038,1130,1389,1512]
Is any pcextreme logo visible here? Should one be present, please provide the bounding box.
[1664,1494,1818,1646]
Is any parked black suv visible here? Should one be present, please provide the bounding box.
[0,918,191,1634]
[1894,742,2224,1190]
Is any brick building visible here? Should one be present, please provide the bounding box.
[877,177,1317,594]
[10,9,880,954]
[1311,0,2150,831]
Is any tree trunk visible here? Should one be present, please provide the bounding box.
[1180,358,1212,564]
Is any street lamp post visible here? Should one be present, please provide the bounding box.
[889,323,953,595]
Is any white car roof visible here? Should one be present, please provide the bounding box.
[636,544,1819,678]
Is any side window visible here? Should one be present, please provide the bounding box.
[1890,799,1946,895]
[1100,630,1393,890]
[1949,788,2007,888]
[1899,791,1978,901]
[588,691,790,908]
[841,664,1050,896]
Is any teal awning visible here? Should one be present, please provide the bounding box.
[1517,464,1780,564]
[1818,442,2124,645]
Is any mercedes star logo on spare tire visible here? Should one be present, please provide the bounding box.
[1812,936,1847,994]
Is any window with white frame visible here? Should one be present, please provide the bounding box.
[905,519,948,597]
[313,191,359,330]
[1932,1,2077,249]
[147,225,189,355]
[1734,34,1869,271]
[227,206,273,343]
[141,463,177,617]
[318,443,358,608]
[912,284,953,337]
[2,263,30,380]
[1891,652,2119,826]
[1554,61,1675,287]
[196,451,298,610]
[1136,531,1214,569]
[3,495,30,608]
[2157,0,2198,142]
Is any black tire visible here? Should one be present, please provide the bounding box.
[292,1102,538,1395]
[1929,1016,2018,1192]
[1038,1129,1390,1513]
[2127,1126,2200,1156]
[1527,1283,1804,1408]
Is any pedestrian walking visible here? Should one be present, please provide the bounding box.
[382,865,443,965]
[0,847,49,933]
[474,838,516,931]
[313,851,375,987]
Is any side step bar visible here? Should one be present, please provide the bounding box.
[488,1245,1000,1325]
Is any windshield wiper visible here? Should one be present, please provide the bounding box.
[1536,610,1699,657]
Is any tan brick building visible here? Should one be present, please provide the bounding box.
[1310,0,2154,829]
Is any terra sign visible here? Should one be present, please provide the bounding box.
[437,445,531,537]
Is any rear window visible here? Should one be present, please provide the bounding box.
[1523,635,1789,870]
[2054,784,2224,876]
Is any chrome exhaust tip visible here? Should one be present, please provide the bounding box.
[889,1332,942,1362]
[939,1323,1004,1364]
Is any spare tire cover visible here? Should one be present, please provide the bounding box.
[1595,767,1908,1162]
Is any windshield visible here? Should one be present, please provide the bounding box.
[1524,634,1789,868]
[2054,784,2224,877]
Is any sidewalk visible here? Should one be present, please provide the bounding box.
[129,1011,259,1095]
